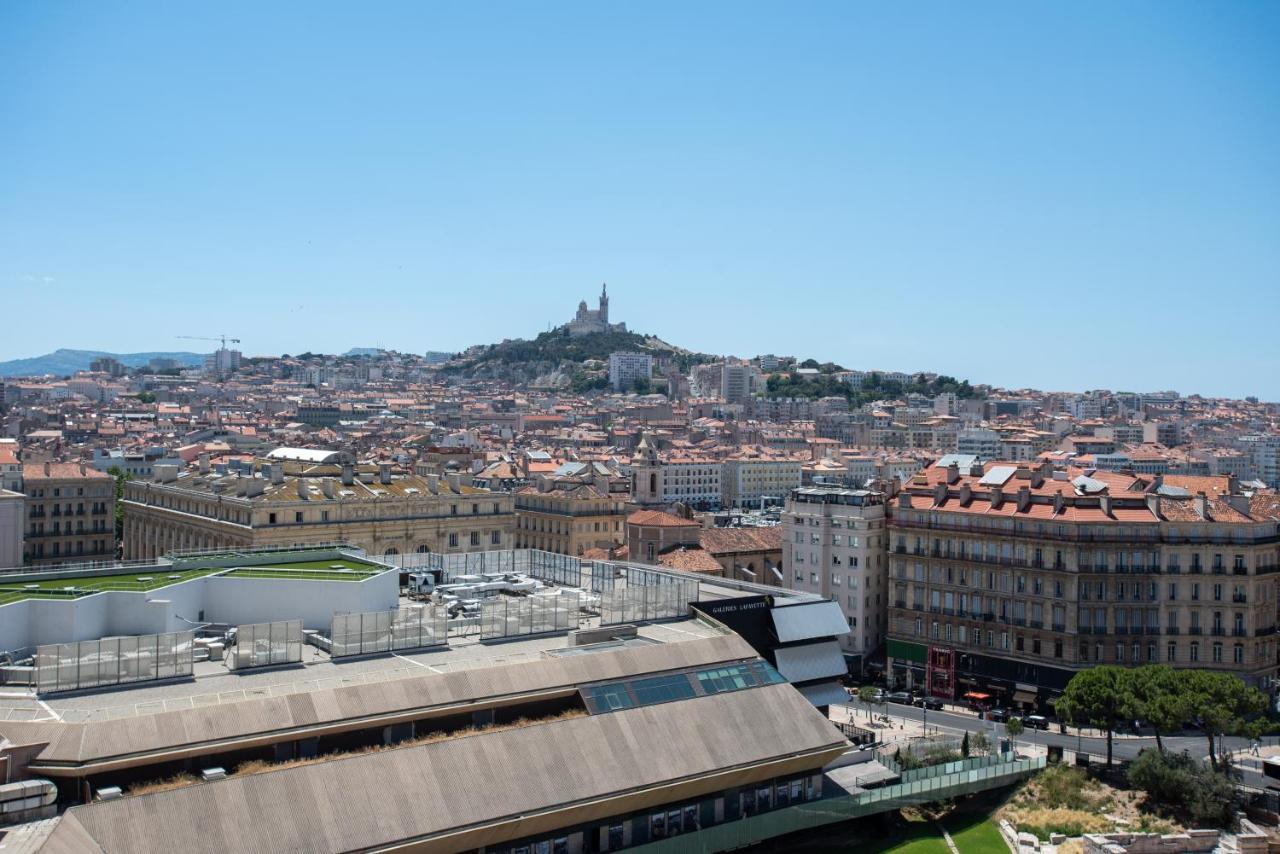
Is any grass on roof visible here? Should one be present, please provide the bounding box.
[0,568,219,604]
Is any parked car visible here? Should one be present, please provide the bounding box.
[1024,714,1050,730]
[887,691,913,705]
[918,697,944,711]
[986,708,1010,723]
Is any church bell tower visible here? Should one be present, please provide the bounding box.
[599,283,609,325]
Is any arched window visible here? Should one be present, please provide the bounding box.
[384,547,400,557]
[415,544,431,554]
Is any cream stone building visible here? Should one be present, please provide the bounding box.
[513,477,629,556]
[122,457,514,560]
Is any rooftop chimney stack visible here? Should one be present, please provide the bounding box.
[379,463,392,485]
[341,464,355,486]
[198,453,210,474]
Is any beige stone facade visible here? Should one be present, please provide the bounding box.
[122,461,514,561]
[22,462,115,565]
[513,481,628,556]
[886,460,1280,707]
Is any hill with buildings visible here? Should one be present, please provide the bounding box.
[442,328,706,385]
[0,349,207,377]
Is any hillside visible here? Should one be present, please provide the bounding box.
[0,349,207,378]
[442,329,710,384]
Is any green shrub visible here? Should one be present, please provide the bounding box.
[1127,749,1237,830]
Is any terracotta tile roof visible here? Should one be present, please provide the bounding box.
[698,527,782,554]
[627,510,698,527]
[657,547,724,574]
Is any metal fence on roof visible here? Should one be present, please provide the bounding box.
[480,592,580,640]
[232,620,302,669]
[330,606,447,657]
[35,631,194,694]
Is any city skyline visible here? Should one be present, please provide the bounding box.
[3,2,1278,399]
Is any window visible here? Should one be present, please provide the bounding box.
[491,531,501,545]
[295,511,303,523]
[470,531,480,546]
[268,512,277,525]
[448,533,458,547]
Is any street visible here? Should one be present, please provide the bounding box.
[838,698,1264,784]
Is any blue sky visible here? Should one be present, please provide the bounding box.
[2,2,1277,398]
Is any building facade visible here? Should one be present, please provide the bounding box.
[885,460,1280,710]
[783,486,888,662]
[722,456,802,509]
[0,489,23,567]
[122,462,514,560]
[608,351,653,392]
[22,462,115,564]
[513,479,628,556]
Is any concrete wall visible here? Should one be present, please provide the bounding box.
[0,491,22,568]
[0,570,399,652]
[201,572,397,630]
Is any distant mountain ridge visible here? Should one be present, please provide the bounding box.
[0,349,207,378]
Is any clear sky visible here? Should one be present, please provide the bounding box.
[2,2,1278,398]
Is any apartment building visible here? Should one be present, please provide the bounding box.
[122,459,514,560]
[22,462,115,564]
[0,441,22,492]
[513,478,629,556]
[721,455,803,509]
[608,351,653,392]
[720,363,759,406]
[886,460,1280,711]
[957,428,1001,461]
[782,486,888,664]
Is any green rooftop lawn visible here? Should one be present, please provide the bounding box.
[0,568,219,604]
[249,558,382,571]
[0,558,385,604]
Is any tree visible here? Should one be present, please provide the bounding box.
[631,375,651,395]
[1060,665,1130,767]
[136,391,156,404]
[1005,716,1025,739]
[106,466,132,543]
[858,686,882,719]
[969,731,991,756]
[1180,670,1267,771]
[961,731,970,758]
[1126,665,1187,754]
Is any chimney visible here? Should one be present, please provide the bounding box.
[959,482,972,505]
[969,462,984,477]
[1053,491,1065,515]
[44,461,50,477]
[945,462,960,484]
[198,453,210,474]
[897,492,913,509]
[447,472,462,493]
[1030,468,1044,488]
[79,463,86,476]
[1145,493,1162,519]
[934,482,947,505]
[1015,465,1031,480]
[1151,473,1163,491]
[1228,473,1239,495]
[1227,493,1250,516]
[379,463,392,485]
[1100,494,1113,516]
[1193,491,1210,520]
[1016,485,1031,512]
[321,478,335,499]
[270,463,284,485]
[341,463,354,486]
[990,486,1003,509]
[426,474,439,494]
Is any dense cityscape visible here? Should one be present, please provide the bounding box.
[0,287,1278,850]
[4,2,1279,853]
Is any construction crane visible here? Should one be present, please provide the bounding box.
[178,334,241,350]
